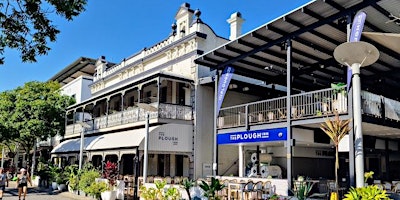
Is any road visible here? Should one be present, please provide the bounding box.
[3,181,93,200]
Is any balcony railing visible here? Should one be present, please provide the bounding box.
[361,91,382,118]
[65,103,192,136]
[218,87,348,129]
[218,87,400,129]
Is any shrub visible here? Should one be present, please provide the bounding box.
[343,171,390,200]
[140,180,180,200]
[87,181,108,199]
[78,169,101,194]
[199,177,225,199]
[102,161,118,189]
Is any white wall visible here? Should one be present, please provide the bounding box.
[61,75,93,104]
[194,85,214,178]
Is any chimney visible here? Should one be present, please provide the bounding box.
[227,12,244,40]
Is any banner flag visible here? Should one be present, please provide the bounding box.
[347,11,366,92]
[217,66,234,115]
[349,11,367,42]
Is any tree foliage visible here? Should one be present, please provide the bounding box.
[0,0,87,64]
[0,81,75,152]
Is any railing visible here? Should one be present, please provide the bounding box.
[217,105,246,128]
[218,87,348,129]
[159,103,192,120]
[218,87,400,129]
[291,88,347,119]
[248,97,287,124]
[361,91,382,118]
[384,97,400,121]
[65,103,192,136]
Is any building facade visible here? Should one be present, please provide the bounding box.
[51,3,230,179]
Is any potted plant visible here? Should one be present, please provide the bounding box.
[101,161,118,200]
[64,164,79,193]
[320,112,351,200]
[292,176,314,200]
[78,167,101,196]
[140,180,180,200]
[56,172,68,191]
[199,177,225,200]
[48,164,61,190]
[87,181,108,200]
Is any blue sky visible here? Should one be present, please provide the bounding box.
[0,0,310,92]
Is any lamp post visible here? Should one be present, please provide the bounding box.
[334,41,379,187]
[1,146,4,168]
[133,146,140,200]
[76,121,91,170]
[137,103,157,184]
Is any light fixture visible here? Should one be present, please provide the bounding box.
[264,65,273,70]
[242,87,249,91]
[229,84,238,89]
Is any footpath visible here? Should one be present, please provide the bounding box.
[6,181,94,200]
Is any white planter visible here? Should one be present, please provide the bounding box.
[101,190,117,200]
[58,183,67,191]
[32,176,40,187]
[51,182,58,190]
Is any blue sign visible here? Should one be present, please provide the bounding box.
[217,66,234,114]
[349,11,367,42]
[347,11,367,92]
[217,128,287,145]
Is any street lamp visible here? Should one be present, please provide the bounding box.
[334,41,379,187]
[76,121,91,170]
[133,146,140,200]
[137,103,157,184]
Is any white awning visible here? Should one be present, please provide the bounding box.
[363,32,400,53]
[51,136,99,154]
[51,124,193,154]
[86,126,158,151]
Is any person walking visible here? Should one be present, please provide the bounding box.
[16,168,31,200]
[0,167,8,200]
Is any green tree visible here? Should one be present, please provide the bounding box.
[0,0,87,64]
[0,81,75,153]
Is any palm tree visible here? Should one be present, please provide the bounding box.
[320,112,351,189]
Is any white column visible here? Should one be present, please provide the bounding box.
[79,126,85,170]
[239,145,244,177]
[352,63,364,187]
[143,112,150,183]
[170,155,176,177]
[183,87,191,106]
[1,146,4,168]
[172,82,177,104]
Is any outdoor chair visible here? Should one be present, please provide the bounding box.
[242,181,255,200]
[165,176,172,184]
[393,183,400,193]
[218,179,229,200]
[252,181,264,199]
[375,183,384,190]
[172,176,179,184]
[383,182,392,191]
[228,180,242,199]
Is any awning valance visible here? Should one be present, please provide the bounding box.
[86,126,158,151]
[51,136,99,154]
[51,124,193,154]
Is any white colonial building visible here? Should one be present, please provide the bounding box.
[50,3,237,179]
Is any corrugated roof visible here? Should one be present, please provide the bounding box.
[195,0,400,99]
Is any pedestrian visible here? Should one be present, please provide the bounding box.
[0,167,8,200]
[17,168,31,200]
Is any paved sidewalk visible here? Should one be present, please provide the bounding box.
[4,181,94,200]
